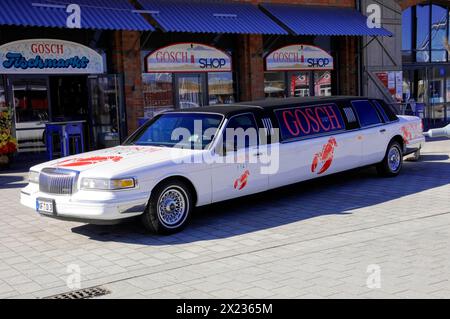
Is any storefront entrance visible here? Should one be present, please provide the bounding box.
[6,74,124,153]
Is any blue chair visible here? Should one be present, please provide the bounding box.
[45,124,64,160]
[64,122,85,156]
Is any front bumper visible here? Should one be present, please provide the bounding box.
[20,184,149,224]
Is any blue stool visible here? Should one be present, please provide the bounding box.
[45,124,64,160]
[64,122,85,156]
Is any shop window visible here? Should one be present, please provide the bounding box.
[314,71,332,97]
[416,5,430,62]
[351,101,382,127]
[142,73,174,118]
[264,72,286,98]
[208,72,235,105]
[290,72,310,97]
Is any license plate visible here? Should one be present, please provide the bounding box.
[36,199,55,215]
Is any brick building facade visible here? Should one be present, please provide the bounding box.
[114,0,363,134]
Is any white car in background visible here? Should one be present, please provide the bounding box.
[21,97,425,234]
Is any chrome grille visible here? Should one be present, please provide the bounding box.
[39,168,78,195]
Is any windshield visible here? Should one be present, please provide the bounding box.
[125,113,223,149]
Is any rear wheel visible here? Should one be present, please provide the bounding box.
[376,141,403,177]
[141,180,193,234]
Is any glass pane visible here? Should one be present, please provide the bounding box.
[431,5,448,62]
[264,72,286,98]
[430,68,445,121]
[142,73,174,118]
[89,76,121,149]
[416,5,430,62]
[290,72,310,97]
[178,75,203,109]
[12,78,49,153]
[402,7,412,51]
[314,71,332,96]
[208,72,234,105]
[431,6,447,50]
[0,78,6,109]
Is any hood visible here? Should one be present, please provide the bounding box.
[31,145,203,177]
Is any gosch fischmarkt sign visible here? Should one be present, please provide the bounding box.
[266,44,334,71]
[0,39,104,74]
[146,43,232,73]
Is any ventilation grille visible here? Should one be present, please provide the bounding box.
[44,286,111,299]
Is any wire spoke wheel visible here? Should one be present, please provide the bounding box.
[157,187,188,228]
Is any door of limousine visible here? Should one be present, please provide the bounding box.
[351,100,389,165]
[210,113,268,202]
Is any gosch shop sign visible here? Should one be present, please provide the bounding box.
[266,44,334,71]
[146,43,232,73]
[0,39,104,74]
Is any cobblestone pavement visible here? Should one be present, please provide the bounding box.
[0,140,449,299]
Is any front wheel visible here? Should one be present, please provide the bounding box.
[141,180,193,234]
[376,141,403,177]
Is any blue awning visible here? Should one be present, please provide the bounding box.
[0,0,153,31]
[261,4,393,37]
[137,0,287,35]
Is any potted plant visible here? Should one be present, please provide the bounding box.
[0,106,17,169]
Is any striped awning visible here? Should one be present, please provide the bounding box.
[137,0,288,34]
[0,0,153,31]
[261,4,393,37]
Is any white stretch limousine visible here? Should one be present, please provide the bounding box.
[21,97,425,234]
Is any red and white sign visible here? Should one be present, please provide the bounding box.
[266,44,334,71]
[146,43,232,73]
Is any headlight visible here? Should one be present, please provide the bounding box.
[28,171,40,184]
[80,178,136,191]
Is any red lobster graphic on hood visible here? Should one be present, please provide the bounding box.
[56,156,123,167]
[311,137,338,175]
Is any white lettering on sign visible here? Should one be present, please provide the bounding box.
[146,43,232,73]
[266,44,334,71]
[66,4,81,29]
[366,4,381,29]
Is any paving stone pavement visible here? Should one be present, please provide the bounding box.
[0,139,449,299]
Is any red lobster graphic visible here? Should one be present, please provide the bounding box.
[234,170,250,190]
[57,156,123,167]
[311,137,338,175]
[401,126,412,145]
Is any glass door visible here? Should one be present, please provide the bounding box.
[176,74,205,109]
[9,77,49,153]
[88,75,124,149]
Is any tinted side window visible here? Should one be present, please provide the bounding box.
[372,100,398,122]
[224,113,259,151]
[275,104,345,141]
[351,100,382,127]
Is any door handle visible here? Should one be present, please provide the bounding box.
[379,129,386,133]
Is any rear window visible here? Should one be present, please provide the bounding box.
[372,100,398,122]
[351,100,382,127]
[275,104,345,141]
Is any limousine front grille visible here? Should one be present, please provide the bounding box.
[39,168,78,195]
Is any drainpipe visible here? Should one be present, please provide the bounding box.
[356,0,364,97]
